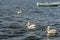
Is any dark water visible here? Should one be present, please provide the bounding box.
[0,0,60,40]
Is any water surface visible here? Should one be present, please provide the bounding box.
[0,0,60,40]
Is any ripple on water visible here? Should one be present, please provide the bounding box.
[7,23,21,29]
[0,29,27,39]
[23,36,41,40]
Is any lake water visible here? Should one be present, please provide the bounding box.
[0,0,60,40]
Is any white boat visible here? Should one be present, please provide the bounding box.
[37,2,60,7]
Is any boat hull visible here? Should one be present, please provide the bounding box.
[38,4,59,7]
[37,2,60,7]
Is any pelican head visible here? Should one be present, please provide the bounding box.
[26,22,36,30]
[47,26,50,32]
[47,25,57,36]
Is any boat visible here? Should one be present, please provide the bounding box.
[37,2,60,7]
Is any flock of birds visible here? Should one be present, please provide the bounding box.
[26,22,58,37]
[16,11,57,37]
[16,2,58,37]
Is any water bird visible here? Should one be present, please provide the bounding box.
[46,26,57,36]
[17,10,22,14]
[26,22,36,30]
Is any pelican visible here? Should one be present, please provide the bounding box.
[26,22,36,30]
[17,10,22,14]
[47,26,57,36]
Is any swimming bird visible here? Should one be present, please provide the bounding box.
[17,10,22,14]
[46,26,57,36]
[26,22,36,30]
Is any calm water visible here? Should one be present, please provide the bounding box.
[0,0,60,40]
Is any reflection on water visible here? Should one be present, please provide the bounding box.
[45,36,56,40]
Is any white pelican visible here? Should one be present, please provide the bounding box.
[17,10,22,14]
[47,26,57,36]
[26,22,36,30]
